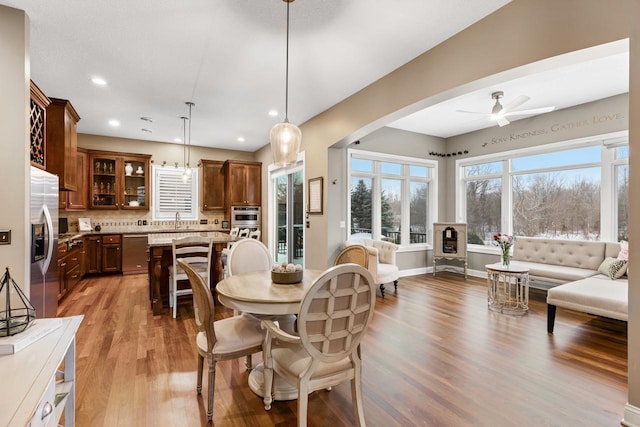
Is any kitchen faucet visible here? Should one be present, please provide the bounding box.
[175,211,181,230]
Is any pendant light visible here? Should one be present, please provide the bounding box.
[270,0,301,167]
[180,115,189,182]
[182,101,195,182]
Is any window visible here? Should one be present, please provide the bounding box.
[349,149,436,246]
[615,145,629,241]
[457,135,628,246]
[152,166,199,220]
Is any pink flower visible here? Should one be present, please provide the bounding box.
[492,233,515,251]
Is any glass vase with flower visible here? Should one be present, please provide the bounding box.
[493,233,515,268]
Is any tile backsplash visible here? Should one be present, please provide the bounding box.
[62,211,226,233]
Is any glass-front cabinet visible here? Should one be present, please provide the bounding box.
[89,151,151,210]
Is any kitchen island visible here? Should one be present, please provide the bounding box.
[147,231,237,315]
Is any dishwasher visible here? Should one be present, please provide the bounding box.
[122,234,149,275]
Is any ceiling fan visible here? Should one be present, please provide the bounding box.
[457,91,555,127]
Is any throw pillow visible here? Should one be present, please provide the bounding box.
[617,240,629,261]
[598,257,627,279]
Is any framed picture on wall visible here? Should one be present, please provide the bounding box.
[307,177,323,214]
[78,218,92,232]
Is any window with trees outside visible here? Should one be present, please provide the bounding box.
[349,149,436,246]
[458,136,628,249]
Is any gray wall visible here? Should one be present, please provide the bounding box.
[0,6,29,291]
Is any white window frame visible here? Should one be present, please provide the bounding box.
[152,165,199,221]
[348,149,437,249]
[456,131,628,254]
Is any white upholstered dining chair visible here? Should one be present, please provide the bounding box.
[168,236,213,319]
[177,259,263,422]
[227,238,272,276]
[261,263,376,427]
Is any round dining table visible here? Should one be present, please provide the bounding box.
[215,268,323,400]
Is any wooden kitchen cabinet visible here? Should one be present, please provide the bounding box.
[46,98,80,191]
[57,243,68,299]
[84,235,102,274]
[89,151,151,210]
[84,234,122,274]
[62,148,88,211]
[101,234,122,273]
[29,80,50,170]
[225,160,262,209]
[57,241,83,300]
[200,159,225,211]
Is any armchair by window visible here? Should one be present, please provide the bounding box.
[344,238,399,297]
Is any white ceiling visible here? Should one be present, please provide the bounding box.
[2,0,629,151]
[388,48,629,138]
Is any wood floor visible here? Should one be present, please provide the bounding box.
[57,272,628,427]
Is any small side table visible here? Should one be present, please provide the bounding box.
[486,263,530,315]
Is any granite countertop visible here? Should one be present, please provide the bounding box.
[147,231,236,246]
[59,228,230,244]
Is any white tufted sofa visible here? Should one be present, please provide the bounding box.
[344,238,399,297]
[511,237,627,333]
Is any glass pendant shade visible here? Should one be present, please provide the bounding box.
[270,120,301,166]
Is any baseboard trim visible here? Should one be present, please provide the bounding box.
[622,403,640,427]
[399,267,428,277]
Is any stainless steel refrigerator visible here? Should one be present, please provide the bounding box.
[30,166,59,318]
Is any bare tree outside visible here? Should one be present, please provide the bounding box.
[513,172,600,240]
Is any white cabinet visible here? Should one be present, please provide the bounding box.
[0,315,83,426]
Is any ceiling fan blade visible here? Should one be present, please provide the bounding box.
[500,95,530,114]
[497,116,510,127]
[456,109,490,115]
[503,106,556,117]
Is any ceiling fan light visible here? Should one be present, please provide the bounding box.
[491,100,503,115]
[270,121,301,166]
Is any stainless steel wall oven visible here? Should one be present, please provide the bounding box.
[231,206,261,231]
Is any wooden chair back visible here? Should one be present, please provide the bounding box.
[334,245,369,269]
[297,264,375,362]
[177,259,216,352]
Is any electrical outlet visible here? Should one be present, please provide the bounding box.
[0,230,10,245]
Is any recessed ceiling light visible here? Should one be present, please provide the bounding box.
[91,77,107,86]
[174,138,182,143]
[140,117,153,122]
[237,137,245,142]
[141,128,152,133]
[108,119,120,127]
[268,110,278,117]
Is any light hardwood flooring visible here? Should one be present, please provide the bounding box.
[57,272,628,427]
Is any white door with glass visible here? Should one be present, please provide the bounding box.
[272,165,304,266]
